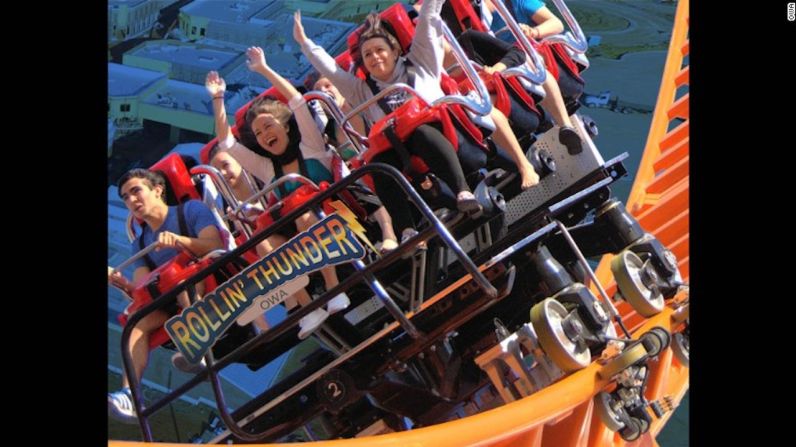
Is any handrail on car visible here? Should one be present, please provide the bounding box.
[542,0,588,54]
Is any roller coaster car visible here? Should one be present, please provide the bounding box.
[117,153,265,365]
[215,170,634,442]
[118,251,220,349]
[192,164,655,442]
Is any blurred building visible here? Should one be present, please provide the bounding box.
[109,0,179,42]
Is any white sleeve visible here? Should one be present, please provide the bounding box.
[409,0,445,76]
[218,133,275,186]
[300,39,366,104]
[289,94,327,159]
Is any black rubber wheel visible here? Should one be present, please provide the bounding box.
[672,332,689,368]
[594,391,626,431]
[619,418,642,441]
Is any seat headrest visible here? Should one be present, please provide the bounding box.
[439,0,488,37]
[149,153,201,206]
[199,138,218,165]
[234,86,289,131]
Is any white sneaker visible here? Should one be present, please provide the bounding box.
[401,228,427,255]
[401,228,419,244]
[108,388,137,424]
[456,191,482,213]
[171,352,207,375]
[298,308,329,340]
[326,292,351,315]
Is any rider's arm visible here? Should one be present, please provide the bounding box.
[177,201,225,257]
[528,5,564,39]
[165,225,223,258]
[409,0,446,77]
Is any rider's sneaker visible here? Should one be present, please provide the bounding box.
[456,191,482,214]
[298,308,329,340]
[108,388,137,424]
[326,292,351,315]
[171,352,208,375]
[400,228,428,258]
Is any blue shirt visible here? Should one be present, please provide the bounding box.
[131,200,218,271]
[490,0,546,42]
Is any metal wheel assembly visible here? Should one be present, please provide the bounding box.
[640,327,671,357]
[636,416,650,433]
[671,332,689,368]
[594,391,626,431]
[611,250,664,317]
[599,342,648,379]
[530,298,591,373]
[619,417,642,441]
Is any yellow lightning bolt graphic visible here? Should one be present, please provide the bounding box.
[328,200,378,254]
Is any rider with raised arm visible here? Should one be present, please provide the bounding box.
[207,46,351,340]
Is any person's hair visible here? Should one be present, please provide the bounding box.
[352,12,402,69]
[304,71,322,91]
[207,143,221,162]
[117,168,166,198]
[245,95,292,130]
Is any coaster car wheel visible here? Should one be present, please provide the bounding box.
[594,391,626,432]
[671,332,689,368]
[531,298,591,373]
[611,250,664,317]
[619,417,643,441]
[599,342,648,379]
[640,326,671,357]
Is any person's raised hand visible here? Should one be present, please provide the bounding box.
[293,10,308,44]
[205,70,227,98]
[246,46,268,72]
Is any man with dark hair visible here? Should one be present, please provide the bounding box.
[108,168,223,424]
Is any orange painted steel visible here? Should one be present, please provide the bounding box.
[592,0,690,442]
[109,0,689,444]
